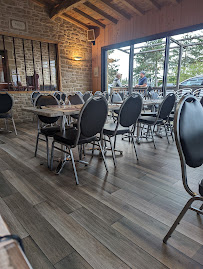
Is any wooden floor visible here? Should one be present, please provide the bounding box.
[0,122,202,269]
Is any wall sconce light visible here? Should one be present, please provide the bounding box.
[74,56,82,61]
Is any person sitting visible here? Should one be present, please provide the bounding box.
[112,73,122,87]
[136,71,147,87]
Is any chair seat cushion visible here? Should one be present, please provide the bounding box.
[113,109,120,115]
[169,114,174,122]
[71,114,79,119]
[141,112,157,117]
[41,126,60,136]
[103,122,130,136]
[54,127,97,146]
[0,113,12,119]
[138,116,163,125]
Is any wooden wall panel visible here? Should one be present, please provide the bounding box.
[92,0,203,91]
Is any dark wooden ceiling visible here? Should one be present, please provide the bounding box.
[31,0,182,30]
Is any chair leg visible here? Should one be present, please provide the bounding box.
[150,126,156,149]
[164,122,170,144]
[98,141,108,172]
[114,136,117,150]
[91,142,95,157]
[169,121,174,141]
[35,133,40,157]
[11,117,17,135]
[4,119,8,131]
[163,197,195,244]
[199,203,203,211]
[50,141,55,171]
[132,136,139,161]
[45,136,50,168]
[69,148,79,185]
[109,137,117,167]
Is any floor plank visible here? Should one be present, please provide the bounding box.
[0,122,202,269]
[36,201,130,269]
[3,193,74,264]
[55,252,93,269]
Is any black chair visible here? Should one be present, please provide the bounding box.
[83,91,92,102]
[68,93,84,120]
[54,91,61,102]
[34,94,60,167]
[50,95,108,184]
[163,95,203,243]
[31,91,41,105]
[61,92,66,104]
[103,94,143,167]
[111,92,122,103]
[102,91,109,101]
[0,93,17,135]
[76,91,83,99]
[200,96,203,106]
[138,93,176,148]
[54,91,67,104]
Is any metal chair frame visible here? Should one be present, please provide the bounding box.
[103,94,142,167]
[0,93,17,135]
[138,93,175,148]
[163,95,203,243]
[50,95,108,184]
[34,94,60,167]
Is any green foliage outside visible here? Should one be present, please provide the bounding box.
[108,32,203,87]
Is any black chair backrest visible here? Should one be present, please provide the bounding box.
[175,95,203,168]
[31,91,40,105]
[54,92,61,101]
[68,93,84,105]
[83,92,91,102]
[0,93,13,113]
[78,95,108,141]
[76,91,83,98]
[158,93,176,120]
[94,91,103,96]
[103,91,109,101]
[35,94,59,124]
[118,91,124,100]
[61,93,66,102]
[119,94,143,127]
[111,92,122,103]
[200,96,203,106]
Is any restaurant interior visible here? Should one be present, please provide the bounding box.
[0,0,202,268]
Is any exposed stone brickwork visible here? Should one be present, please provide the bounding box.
[0,0,92,122]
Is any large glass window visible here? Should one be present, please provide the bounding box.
[133,39,166,87]
[103,28,203,94]
[107,46,130,92]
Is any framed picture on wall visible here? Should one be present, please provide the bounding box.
[10,19,27,32]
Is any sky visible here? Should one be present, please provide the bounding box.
[108,29,203,82]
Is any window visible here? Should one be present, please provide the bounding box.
[0,35,58,91]
[107,46,130,92]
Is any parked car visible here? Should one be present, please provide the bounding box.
[180,75,203,86]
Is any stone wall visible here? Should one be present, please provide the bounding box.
[0,0,92,122]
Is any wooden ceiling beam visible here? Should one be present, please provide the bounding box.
[50,0,86,20]
[147,0,161,10]
[60,13,90,30]
[73,8,106,28]
[99,0,131,20]
[83,1,118,24]
[122,0,145,16]
[30,0,90,30]
[31,0,51,7]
